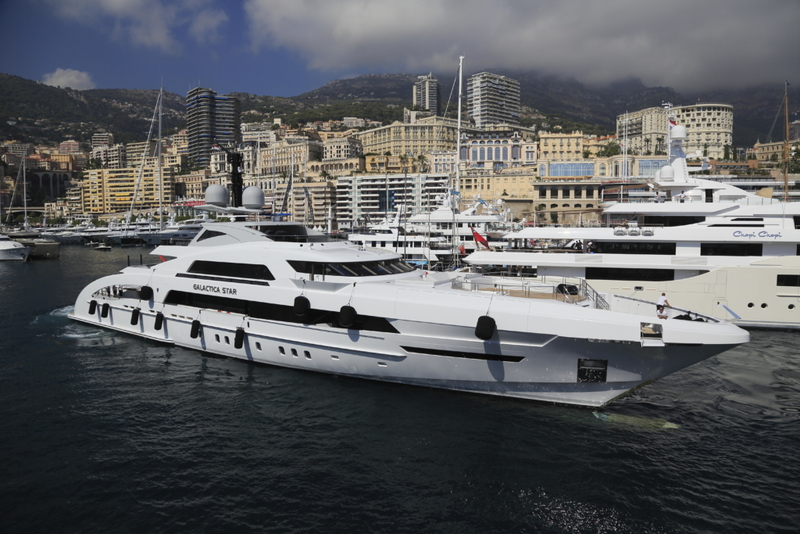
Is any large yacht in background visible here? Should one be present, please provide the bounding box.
[347,211,456,268]
[69,186,748,408]
[0,234,30,261]
[466,123,800,329]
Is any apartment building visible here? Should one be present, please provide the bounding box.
[334,173,450,228]
[352,116,459,158]
[616,103,733,160]
[91,132,114,149]
[90,144,126,169]
[186,87,241,166]
[467,72,521,128]
[413,74,441,115]
[79,167,176,214]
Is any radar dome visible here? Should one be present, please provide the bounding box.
[205,184,228,207]
[242,186,265,210]
[659,165,674,180]
[670,125,687,140]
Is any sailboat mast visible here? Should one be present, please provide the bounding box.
[455,55,463,193]
[158,87,164,229]
[784,81,790,202]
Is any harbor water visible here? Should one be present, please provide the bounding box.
[1,246,798,533]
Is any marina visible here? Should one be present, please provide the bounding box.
[0,244,798,533]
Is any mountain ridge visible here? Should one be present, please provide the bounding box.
[1,71,796,149]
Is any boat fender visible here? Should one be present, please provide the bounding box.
[190,319,201,339]
[154,312,164,331]
[339,305,357,328]
[139,285,153,300]
[475,315,496,340]
[294,296,311,317]
[101,302,110,318]
[234,327,245,349]
[130,308,140,325]
[88,300,97,315]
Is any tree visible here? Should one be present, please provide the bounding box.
[723,144,731,161]
[596,142,620,158]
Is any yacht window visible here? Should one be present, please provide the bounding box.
[288,258,416,277]
[196,229,226,242]
[586,268,677,282]
[188,260,275,280]
[777,275,800,287]
[593,242,676,255]
[701,243,762,256]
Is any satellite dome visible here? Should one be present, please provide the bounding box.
[205,184,228,207]
[659,165,674,180]
[670,125,687,140]
[242,186,265,210]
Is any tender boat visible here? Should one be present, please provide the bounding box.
[70,213,748,407]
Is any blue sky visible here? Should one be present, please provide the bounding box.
[1,0,798,98]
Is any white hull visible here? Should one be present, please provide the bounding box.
[70,231,747,407]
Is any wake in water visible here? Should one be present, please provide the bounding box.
[33,305,125,346]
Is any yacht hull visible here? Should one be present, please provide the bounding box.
[70,269,746,407]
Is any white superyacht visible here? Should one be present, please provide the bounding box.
[466,124,800,329]
[69,187,747,407]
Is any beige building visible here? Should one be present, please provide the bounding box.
[79,166,176,215]
[274,180,337,227]
[538,131,586,161]
[352,116,459,158]
[617,103,733,160]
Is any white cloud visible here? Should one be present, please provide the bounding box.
[243,0,800,91]
[42,68,97,90]
[45,0,230,53]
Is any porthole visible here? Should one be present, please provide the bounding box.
[304,351,311,360]
[256,342,262,350]
[747,303,754,308]
[789,304,795,310]
[225,336,230,344]
[291,348,298,357]
[215,334,220,342]
[761,303,767,309]
[279,346,285,355]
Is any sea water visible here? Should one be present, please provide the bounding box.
[1,246,798,533]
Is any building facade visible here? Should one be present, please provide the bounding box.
[186,87,241,166]
[617,103,733,160]
[413,74,441,116]
[352,116,459,158]
[467,72,521,128]
[79,167,176,215]
[334,173,450,228]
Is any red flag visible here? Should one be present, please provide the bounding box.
[459,244,466,255]
[471,228,489,249]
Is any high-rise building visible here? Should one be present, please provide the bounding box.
[467,72,521,128]
[413,74,441,115]
[186,87,241,166]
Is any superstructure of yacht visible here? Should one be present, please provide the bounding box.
[465,121,800,329]
[69,185,748,407]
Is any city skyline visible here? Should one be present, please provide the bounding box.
[0,0,797,99]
